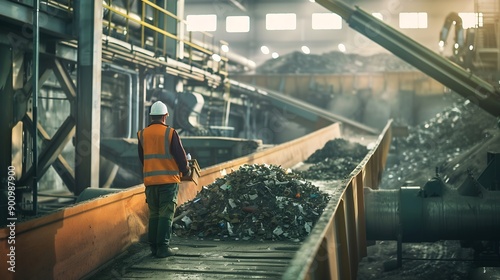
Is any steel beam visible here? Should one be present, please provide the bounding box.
[20,113,76,192]
[19,115,75,187]
[52,157,75,193]
[32,0,40,214]
[0,0,70,38]
[0,45,12,174]
[0,44,13,226]
[16,61,52,117]
[51,58,76,102]
[74,0,103,194]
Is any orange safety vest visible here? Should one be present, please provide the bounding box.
[137,124,181,186]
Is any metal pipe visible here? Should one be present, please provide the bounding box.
[102,63,139,138]
[177,0,185,60]
[32,0,40,215]
[365,186,500,242]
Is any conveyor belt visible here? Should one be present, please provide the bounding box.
[0,121,392,280]
[91,239,299,280]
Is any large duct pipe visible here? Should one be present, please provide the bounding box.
[365,183,500,242]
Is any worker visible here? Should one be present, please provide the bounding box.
[137,101,191,258]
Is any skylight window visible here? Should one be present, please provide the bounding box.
[459,13,483,29]
[399,12,428,29]
[226,16,250,33]
[266,13,296,30]
[312,13,342,30]
[372,13,384,21]
[186,14,217,32]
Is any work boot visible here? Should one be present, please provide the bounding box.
[156,245,178,258]
[156,217,177,258]
[148,217,159,256]
[150,244,157,257]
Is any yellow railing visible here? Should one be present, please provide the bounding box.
[103,0,228,76]
[46,0,229,76]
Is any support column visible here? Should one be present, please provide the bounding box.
[74,0,103,195]
[0,45,13,226]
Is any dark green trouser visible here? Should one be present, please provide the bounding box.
[145,183,179,251]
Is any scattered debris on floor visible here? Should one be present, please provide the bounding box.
[299,138,369,180]
[173,164,331,241]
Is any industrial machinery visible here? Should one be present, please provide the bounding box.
[315,0,500,270]
[438,12,476,69]
[365,153,500,266]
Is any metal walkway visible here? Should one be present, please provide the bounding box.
[90,238,300,280]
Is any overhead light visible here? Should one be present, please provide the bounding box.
[212,53,221,62]
[272,52,279,59]
[221,44,229,53]
[338,43,346,52]
[261,46,270,54]
[439,40,445,52]
[301,46,311,54]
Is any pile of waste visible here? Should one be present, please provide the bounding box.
[173,164,330,241]
[299,138,369,180]
[257,51,415,74]
[381,99,498,190]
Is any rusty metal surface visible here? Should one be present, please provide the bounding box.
[0,187,148,280]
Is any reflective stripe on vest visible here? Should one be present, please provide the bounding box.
[138,125,180,186]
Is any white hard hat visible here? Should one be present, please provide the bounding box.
[150,101,168,116]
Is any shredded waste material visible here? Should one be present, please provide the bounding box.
[173,164,331,241]
[299,138,369,180]
[381,99,498,190]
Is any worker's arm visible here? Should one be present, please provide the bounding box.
[137,131,144,166]
[170,130,190,175]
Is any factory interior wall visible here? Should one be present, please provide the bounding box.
[232,72,452,127]
[184,0,474,66]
